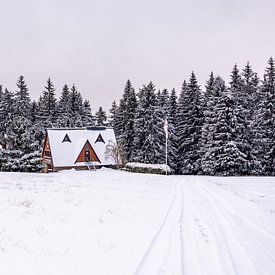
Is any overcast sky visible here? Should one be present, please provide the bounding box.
[0,0,274,111]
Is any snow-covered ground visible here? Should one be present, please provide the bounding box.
[0,169,275,275]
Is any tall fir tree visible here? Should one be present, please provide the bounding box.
[0,89,14,146]
[95,106,107,126]
[14,75,31,118]
[38,78,57,126]
[82,99,95,126]
[70,84,84,127]
[201,76,247,175]
[108,100,118,127]
[167,88,178,172]
[57,84,72,127]
[0,85,3,102]
[177,73,204,174]
[132,82,165,164]
[229,64,251,174]
[114,80,137,161]
[254,57,275,175]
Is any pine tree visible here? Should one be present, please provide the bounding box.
[59,84,71,113]
[167,88,178,172]
[114,80,137,161]
[108,100,118,127]
[0,89,14,146]
[82,99,95,126]
[204,71,215,107]
[132,82,165,164]
[177,73,204,174]
[229,64,251,175]
[201,76,247,175]
[241,63,261,174]
[14,75,31,118]
[95,106,107,126]
[38,78,57,126]
[56,84,72,127]
[157,89,170,115]
[30,101,38,123]
[0,85,3,102]
[70,84,84,127]
[254,57,275,175]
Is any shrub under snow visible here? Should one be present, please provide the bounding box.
[124,162,171,175]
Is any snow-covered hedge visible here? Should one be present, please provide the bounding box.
[124,162,171,175]
[0,149,44,172]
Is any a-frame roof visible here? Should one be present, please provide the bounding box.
[46,127,117,167]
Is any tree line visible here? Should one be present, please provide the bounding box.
[0,77,106,171]
[112,58,275,176]
[0,57,274,175]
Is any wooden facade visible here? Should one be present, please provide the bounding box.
[41,133,53,172]
[41,128,118,172]
[75,140,100,163]
[42,134,102,172]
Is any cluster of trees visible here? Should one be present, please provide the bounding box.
[0,77,106,171]
[0,57,274,175]
[113,58,275,176]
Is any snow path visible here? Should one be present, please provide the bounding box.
[135,176,275,275]
[0,170,275,274]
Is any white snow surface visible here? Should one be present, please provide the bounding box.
[0,169,275,275]
[47,128,117,167]
[125,162,171,172]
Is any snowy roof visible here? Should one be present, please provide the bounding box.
[46,127,117,167]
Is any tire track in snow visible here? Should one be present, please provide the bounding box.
[179,183,185,275]
[157,180,185,274]
[192,178,259,275]
[200,179,275,272]
[134,178,184,275]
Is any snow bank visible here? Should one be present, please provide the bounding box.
[125,162,171,175]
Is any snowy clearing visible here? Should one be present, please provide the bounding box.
[0,169,275,275]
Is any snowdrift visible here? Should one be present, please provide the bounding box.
[125,162,171,175]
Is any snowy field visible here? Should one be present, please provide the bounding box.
[0,169,275,275]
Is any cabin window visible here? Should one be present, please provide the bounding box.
[95,134,105,143]
[62,133,71,143]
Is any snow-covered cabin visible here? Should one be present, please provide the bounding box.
[42,127,118,172]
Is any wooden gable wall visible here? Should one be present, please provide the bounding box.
[42,133,53,171]
[75,140,100,163]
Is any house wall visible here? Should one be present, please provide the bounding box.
[75,141,100,163]
[41,134,53,172]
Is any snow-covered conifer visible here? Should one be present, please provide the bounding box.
[177,73,204,174]
[95,106,107,126]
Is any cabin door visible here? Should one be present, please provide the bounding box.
[85,149,90,162]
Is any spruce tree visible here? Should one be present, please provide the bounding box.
[82,99,94,126]
[0,89,14,146]
[177,73,204,174]
[57,84,72,127]
[38,78,57,126]
[95,106,107,126]
[132,82,165,164]
[0,85,3,102]
[14,75,31,118]
[157,89,170,115]
[229,64,250,174]
[201,76,247,175]
[254,57,275,175]
[114,80,137,161]
[167,88,178,172]
[70,84,84,127]
[108,100,118,127]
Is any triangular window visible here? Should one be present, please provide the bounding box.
[95,133,105,143]
[62,133,71,143]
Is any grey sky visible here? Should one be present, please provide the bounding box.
[0,0,274,111]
